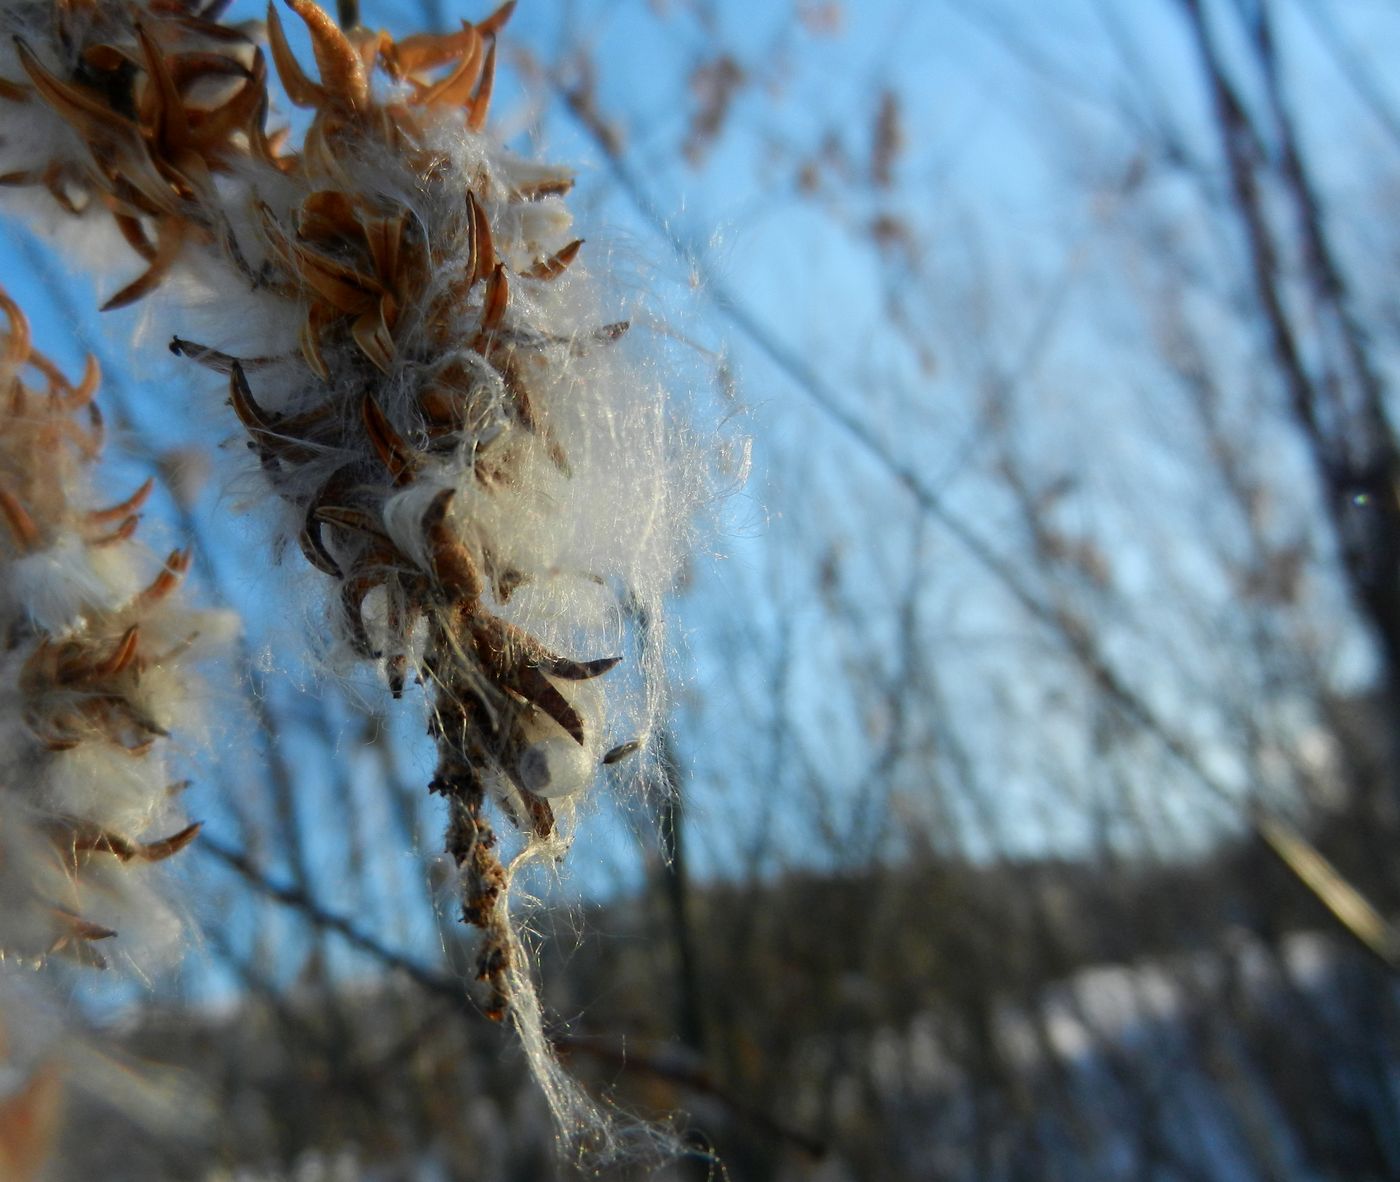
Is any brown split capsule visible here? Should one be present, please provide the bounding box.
[415,31,483,107]
[85,514,141,547]
[465,35,496,132]
[523,238,583,281]
[283,0,370,110]
[95,626,141,678]
[422,489,484,601]
[137,549,192,608]
[466,189,495,284]
[362,392,419,484]
[0,487,40,550]
[480,263,509,333]
[86,477,154,525]
[101,221,186,311]
[66,820,202,864]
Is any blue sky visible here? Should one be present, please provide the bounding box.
[5,0,1400,1004]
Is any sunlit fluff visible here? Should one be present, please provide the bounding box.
[0,287,231,972]
[0,0,707,1153]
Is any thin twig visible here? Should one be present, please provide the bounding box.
[200,833,466,1002]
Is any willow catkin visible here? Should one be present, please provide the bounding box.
[0,0,709,1153]
[0,285,231,969]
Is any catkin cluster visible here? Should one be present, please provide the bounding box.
[0,0,698,1136]
[0,286,226,970]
